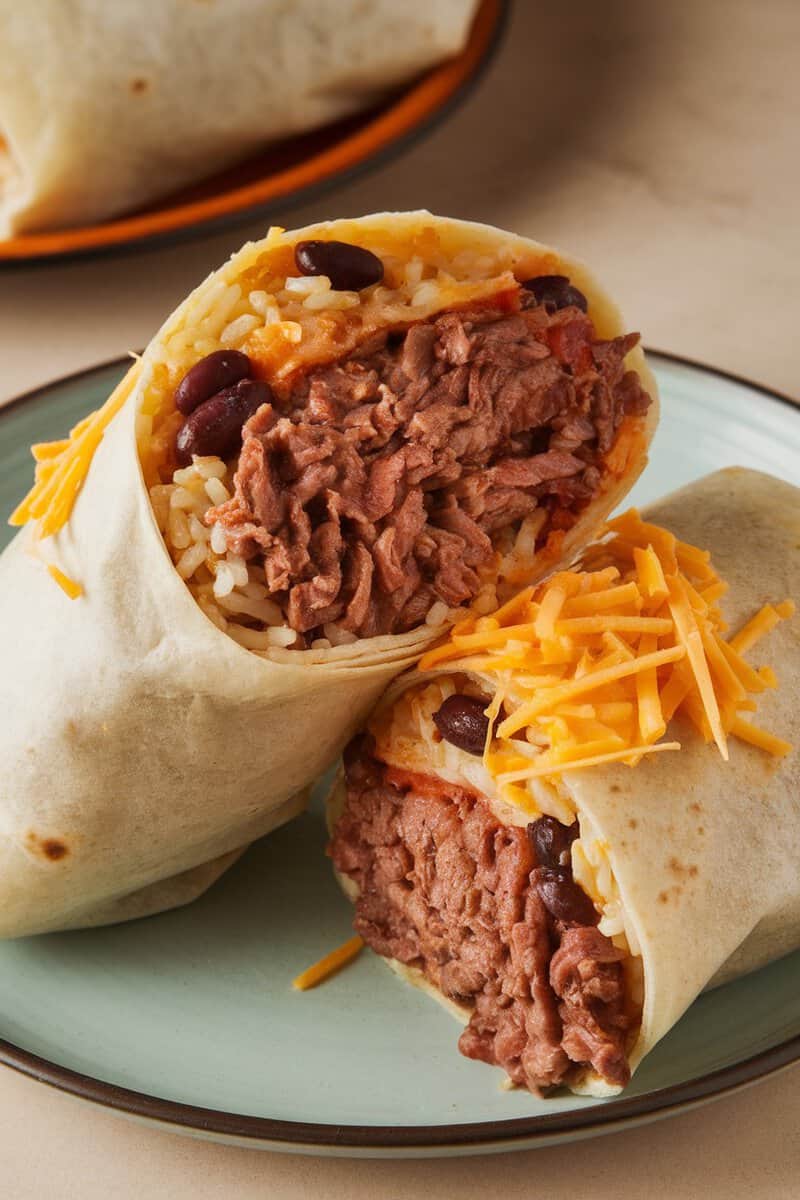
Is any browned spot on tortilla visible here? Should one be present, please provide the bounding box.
[25,832,69,862]
[668,856,699,882]
[697,826,705,835]
[610,784,621,794]
[658,890,669,904]
[130,77,149,94]
[628,818,638,830]
[689,801,702,814]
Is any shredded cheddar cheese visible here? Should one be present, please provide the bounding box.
[46,564,83,600]
[418,508,794,783]
[8,362,141,598]
[9,362,141,542]
[292,936,365,991]
[729,601,795,656]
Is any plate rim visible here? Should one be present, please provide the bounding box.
[0,0,507,268]
[0,349,797,1151]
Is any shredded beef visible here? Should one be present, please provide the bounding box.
[208,291,650,638]
[330,746,634,1092]
[549,927,631,1087]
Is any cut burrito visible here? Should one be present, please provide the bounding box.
[328,468,798,1095]
[0,0,479,236]
[1,211,655,938]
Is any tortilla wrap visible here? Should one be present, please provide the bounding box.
[0,210,656,937]
[328,468,799,1095]
[0,0,479,236]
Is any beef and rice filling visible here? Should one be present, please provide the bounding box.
[181,285,650,641]
[330,735,634,1092]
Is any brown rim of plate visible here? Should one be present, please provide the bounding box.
[0,0,507,268]
[0,349,797,1151]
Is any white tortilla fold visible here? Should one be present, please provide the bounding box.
[328,468,800,1095]
[0,0,480,236]
[0,211,656,937]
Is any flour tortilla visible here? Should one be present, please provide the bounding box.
[0,210,655,937]
[0,0,480,236]
[329,468,799,1095]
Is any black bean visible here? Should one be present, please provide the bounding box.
[295,240,384,292]
[174,350,252,416]
[175,379,271,466]
[534,867,598,926]
[433,694,492,757]
[522,274,588,313]
[527,815,578,869]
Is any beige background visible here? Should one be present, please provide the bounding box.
[1,0,798,1194]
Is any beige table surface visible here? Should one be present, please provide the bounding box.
[1,1,798,1195]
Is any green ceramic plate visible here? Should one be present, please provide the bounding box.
[0,353,798,1157]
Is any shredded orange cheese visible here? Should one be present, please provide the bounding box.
[9,362,141,541]
[46,564,83,600]
[418,508,794,781]
[292,936,365,991]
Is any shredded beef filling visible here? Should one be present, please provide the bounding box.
[207,290,650,639]
[330,741,633,1092]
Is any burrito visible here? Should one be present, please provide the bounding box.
[0,0,479,236]
[328,468,798,1095]
[1,212,655,938]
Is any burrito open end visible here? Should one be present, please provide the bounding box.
[328,469,798,1095]
[135,212,657,654]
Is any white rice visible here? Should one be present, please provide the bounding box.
[148,456,305,652]
[425,600,451,627]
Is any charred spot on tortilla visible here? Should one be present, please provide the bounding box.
[24,832,69,862]
[667,858,700,882]
[129,77,149,95]
[43,839,68,861]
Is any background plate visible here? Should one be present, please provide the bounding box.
[0,352,798,1156]
[0,0,505,266]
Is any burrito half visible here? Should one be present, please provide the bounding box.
[328,468,798,1095]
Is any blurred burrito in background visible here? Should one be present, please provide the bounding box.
[0,0,479,236]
